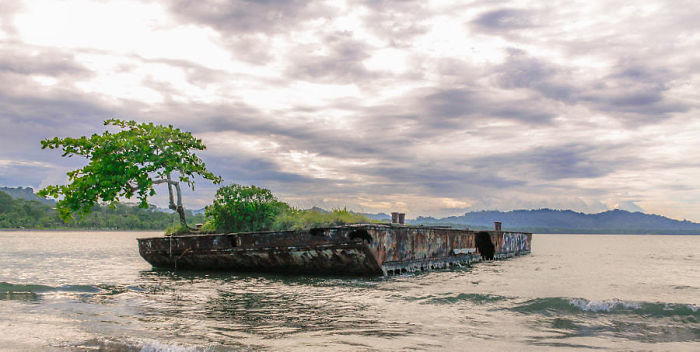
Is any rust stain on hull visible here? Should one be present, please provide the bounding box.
[137,224,532,276]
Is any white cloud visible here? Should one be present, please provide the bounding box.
[2,0,699,221]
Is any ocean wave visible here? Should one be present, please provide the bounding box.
[0,281,102,294]
[392,292,508,305]
[0,281,54,293]
[425,292,508,305]
[139,340,208,352]
[510,297,699,318]
[568,298,641,312]
[0,281,140,298]
[69,337,212,352]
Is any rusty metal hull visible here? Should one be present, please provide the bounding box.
[137,225,532,276]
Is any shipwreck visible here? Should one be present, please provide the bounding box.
[137,215,532,276]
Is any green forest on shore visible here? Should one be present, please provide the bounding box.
[0,186,371,233]
[0,190,204,230]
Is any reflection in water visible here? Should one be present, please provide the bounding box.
[1,291,40,302]
[131,271,416,343]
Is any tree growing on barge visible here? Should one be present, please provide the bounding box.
[38,119,221,228]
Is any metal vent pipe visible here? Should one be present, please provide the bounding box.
[391,212,399,224]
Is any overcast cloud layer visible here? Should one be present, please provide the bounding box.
[1,0,699,221]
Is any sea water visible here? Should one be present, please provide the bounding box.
[0,231,698,351]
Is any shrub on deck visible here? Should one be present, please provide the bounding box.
[202,184,376,234]
[204,184,288,233]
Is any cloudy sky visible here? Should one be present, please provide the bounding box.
[1,0,699,221]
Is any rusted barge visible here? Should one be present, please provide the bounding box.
[137,223,532,276]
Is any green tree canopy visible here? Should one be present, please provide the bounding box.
[205,184,288,233]
[0,190,13,213]
[39,119,221,226]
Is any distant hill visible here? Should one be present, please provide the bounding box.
[0,186,55,206]
[411,209,700,234]
[359,212,392,222]
[191,207,206,215]
[305,207,391,222]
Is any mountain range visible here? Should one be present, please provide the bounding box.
[410,209,700,234]
[0,187,55,206]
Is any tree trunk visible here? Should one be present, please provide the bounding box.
[163,174,187,228]
[172,176,187,227]
[176,205,187,227]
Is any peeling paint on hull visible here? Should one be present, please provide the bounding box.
[137,224,532,276]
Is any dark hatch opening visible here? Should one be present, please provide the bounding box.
[349,229,372,243]
[310,228,325,236]
[475,231,495,260]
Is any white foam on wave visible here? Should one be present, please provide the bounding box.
[138,339,208,352]
[679,304,698,312]
[64,337,212,352]
[568,298,641,312]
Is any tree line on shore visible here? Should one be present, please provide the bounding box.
[0,186,374,233]
[0,190,204,230]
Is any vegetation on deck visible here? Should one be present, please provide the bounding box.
[195,184,375,235]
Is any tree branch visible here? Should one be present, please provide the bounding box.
[153,179,179,186]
